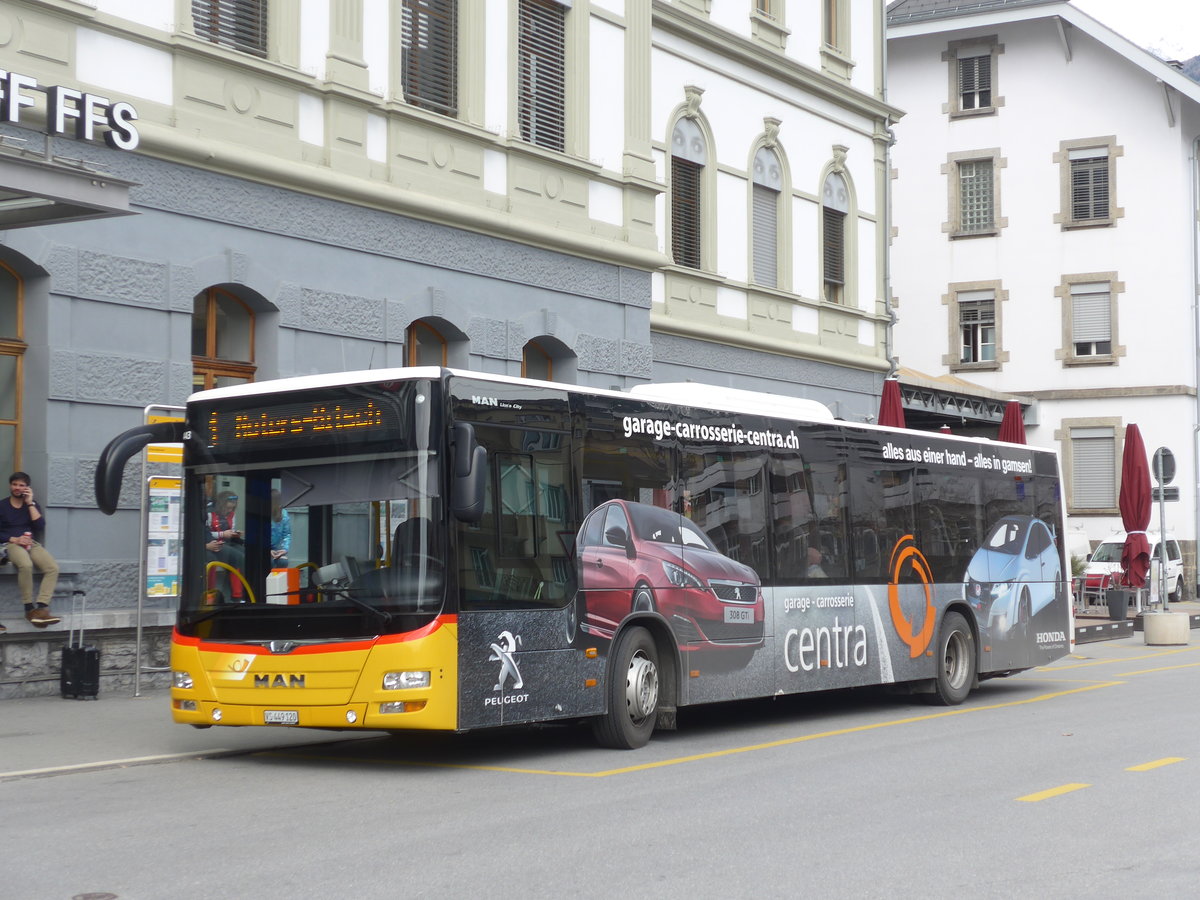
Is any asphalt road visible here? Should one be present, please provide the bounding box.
[7,638,1199,899]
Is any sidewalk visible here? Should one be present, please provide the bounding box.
[1074,597,1200,644]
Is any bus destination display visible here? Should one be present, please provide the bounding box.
[203,397,393,451]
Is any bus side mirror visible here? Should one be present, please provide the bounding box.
[451,423,487,523]
[95,421,187,515]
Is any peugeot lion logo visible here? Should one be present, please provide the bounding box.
[489,630,523,691]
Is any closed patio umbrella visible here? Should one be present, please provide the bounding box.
[1118,423,1151,590]
[997,400,1026,444]
[878,378,906,428]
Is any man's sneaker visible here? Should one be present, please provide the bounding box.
[26,606,61,628]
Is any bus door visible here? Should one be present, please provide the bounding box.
[448,381,601,729]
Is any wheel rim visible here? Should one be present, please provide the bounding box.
[625,650,659,724]
[943,631,969,690]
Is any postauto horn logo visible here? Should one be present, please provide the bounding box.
[888,535,936,658]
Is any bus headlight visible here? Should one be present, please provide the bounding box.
[383,670,430,690]
[173,670,194,689]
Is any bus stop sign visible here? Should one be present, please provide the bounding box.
[1152,447,1175,485]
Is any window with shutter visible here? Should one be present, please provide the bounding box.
[751,147,782,288]
[958,54,991,110]
[958,293,996,363]
[1070,152,1109,222]
[958,160,994,233]
[192,0,268,57]
[822,172,848,302]
[401,0,457,116]
[1070,283,1112,356]
[671,118,706,270]
[1071,427,1116,509]
[518,0,566,153]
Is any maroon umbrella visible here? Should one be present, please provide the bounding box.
[997,400,1026,444]
[1118,423,1151,588]
[878,378,906,428]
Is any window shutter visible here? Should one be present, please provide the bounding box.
[1071,284,1111,342]
[518,0,566,152]
[958,54,991,109]
[823,209,845,286]
[401,0,457,116]
[672,157,702,269]
[192,0,268,56]
[959,298,995,325]
[1071,156,1108,221]
[752,184,779,288]
[1072,429,1116,508]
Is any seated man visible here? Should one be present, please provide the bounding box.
[206,490,245,601]
[0,471,60,632]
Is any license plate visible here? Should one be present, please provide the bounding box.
[264,710,299,725]
[724,606,754,624]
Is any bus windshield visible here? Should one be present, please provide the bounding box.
[180,451,446,640]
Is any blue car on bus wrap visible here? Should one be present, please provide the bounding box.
[963,515,1061,639]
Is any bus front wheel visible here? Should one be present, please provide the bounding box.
[930,611,975,706]
[592,626,660,750]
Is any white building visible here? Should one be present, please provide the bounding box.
[887,0,1200,583]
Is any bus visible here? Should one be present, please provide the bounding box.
[95,368,1073,749]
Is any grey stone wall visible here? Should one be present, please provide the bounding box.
[0,625,171,701]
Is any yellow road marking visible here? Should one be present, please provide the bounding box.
[1045,645,1200,672]
[1017,783,1090,802]
[267,680,1120,778]
[1118,661,1200,676]
[1127,757,1186,772]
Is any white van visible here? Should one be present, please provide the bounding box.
[1083,533,1185,602]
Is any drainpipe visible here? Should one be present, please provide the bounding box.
[882,9,899,380]
[1192,134,1200,597]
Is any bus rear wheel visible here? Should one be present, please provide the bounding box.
[592,626,660,749]
[930,611,975,706]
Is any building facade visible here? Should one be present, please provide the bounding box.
[888,0,1200,580]
[0,0,897,691]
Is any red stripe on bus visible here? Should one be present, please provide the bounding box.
[172,614,457,655]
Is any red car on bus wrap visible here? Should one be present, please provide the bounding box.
[577,499,764,651]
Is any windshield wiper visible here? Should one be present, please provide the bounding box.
[313,585,394,625]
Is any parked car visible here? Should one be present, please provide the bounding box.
[963,515,1062,639]
[577,499,764,650]
[1083,533,1184,602]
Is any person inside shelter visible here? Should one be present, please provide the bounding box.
[0,471,61,632]
[206,489,245,601]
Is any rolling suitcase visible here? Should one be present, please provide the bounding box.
[61,589,99,700]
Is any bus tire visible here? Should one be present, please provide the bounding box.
[592,626,660,750]
[930,611,975,706]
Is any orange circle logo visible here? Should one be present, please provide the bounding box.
[888,535,936,658]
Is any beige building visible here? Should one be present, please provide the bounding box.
[0,0,898,694]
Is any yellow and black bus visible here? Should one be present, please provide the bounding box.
[96,367,1072,749]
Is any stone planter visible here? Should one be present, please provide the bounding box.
[1143,611,1191,645]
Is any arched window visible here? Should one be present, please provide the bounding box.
[192,287,256,390]
[822,172,849,304]
[523,339,553,381]
[0,262,25,474]
[671,117,706,269]
[752,146,782,288]
[407,320,447,366]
